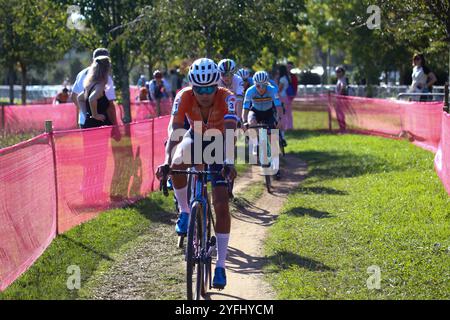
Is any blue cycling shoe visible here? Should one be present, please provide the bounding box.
[175,212,189,235]
[212,267,227,289]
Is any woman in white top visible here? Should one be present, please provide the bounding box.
[410,53,437,101]
[278,65,293,131]
[335,67,348,95]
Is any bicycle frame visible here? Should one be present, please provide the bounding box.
[189,169,211,261]
[249,124,273,167]
[161,167,221,298]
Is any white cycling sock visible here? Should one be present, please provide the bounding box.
[216,233,230,269]
[174,186,190,214]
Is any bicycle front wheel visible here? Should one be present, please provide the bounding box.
[265,174,271,193]
[186,202,203,300]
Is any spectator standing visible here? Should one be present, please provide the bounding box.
[78,55,115,128]
[278,65,293,131]
[410,53,437,101]
[286,62,297,129]
[335,66,349,96]
[148,70,170,116]
[71,48,117,128]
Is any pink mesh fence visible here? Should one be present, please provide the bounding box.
[0,115,170,290]
[329,95,405,136]
[402,101,443,152]
[2,103,78,133]
[115,100,173,125]
[0,134,57,291]
[329,95,443,151]
[130,86,139,103]
[152,116,171,191]
[1,99,173,134]
[435,113,450,194]
[293,94,329,112]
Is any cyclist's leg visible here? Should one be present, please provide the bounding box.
[247,110,259,156]
[171,132,194,234]
[210,164,231,288]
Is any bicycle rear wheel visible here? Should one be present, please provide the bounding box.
[186,202,203,300]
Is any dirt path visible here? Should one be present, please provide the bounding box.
[83,154,307,300]
[207,155,307,300]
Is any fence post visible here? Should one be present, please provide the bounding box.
[45,120,59,235]
[327,91,332,132]
[444,82,449,113]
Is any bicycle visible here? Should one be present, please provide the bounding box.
[160,166,231,300]
[246,123,280,193]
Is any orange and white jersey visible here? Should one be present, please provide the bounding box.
[171,87,239,135]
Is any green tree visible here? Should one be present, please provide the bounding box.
[56,0,154,122]
[377,0,450,82]
[0,0,73,104]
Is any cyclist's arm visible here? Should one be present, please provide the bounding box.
[234,76,245,113]
[164,118,184,165]
[242,89,253,123]
[164,94,188,165]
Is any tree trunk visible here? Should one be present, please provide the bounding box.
[113,47,131,123]
[8,65,15,104]
[448,44,450,84]
[317,47,328,84]
[19,62,27,105]
[205,26,212,58]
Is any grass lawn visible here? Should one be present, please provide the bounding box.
[264,112,450,299]
[0,192,175,299]
[0,132,39,149]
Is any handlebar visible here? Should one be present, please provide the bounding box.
[159,168,231,197]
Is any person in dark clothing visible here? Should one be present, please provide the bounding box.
[78,55,114,128]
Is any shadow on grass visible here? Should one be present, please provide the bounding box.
[297,186,348,196]
[230,197,275,227]
[294,150,398,182]
[225,246,335,276]
[130,193,178,226]
[285,130,400,182]
[59,234,115,262]
[284,207,333,219]
[269,251,335,272]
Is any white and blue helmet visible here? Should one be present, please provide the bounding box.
[188,58,220,87]
[253,71,269,84]
[237,68,251,80]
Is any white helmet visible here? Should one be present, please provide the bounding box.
[188,58,220,87]
[237,68,250,80]
[253,71,269,84]
[218,59,237,74]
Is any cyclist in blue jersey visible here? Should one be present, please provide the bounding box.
[242,71,281,129]
[242,71,282,178]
